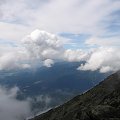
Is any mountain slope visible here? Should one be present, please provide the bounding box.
[29,71,120,120]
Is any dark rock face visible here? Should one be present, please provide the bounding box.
[29,71,120,120]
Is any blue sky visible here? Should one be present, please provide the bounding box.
[60,33,91,49]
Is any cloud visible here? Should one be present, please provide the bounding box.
[43,59,54,67]
[21,29,89,67]
[0,29,120,73]
[22,29,63,60]
[0,29,65,70]
[0,1,119,119]
[78,47,120,73]
[0,0,119,73]
[0,22,31,41]
[0,45,31,70]
[30,94,52,117]
[0,86,31,120]
[63,49,88,62]
[78,36,120,73]
[36,95,52,106]
[0,0,119,41]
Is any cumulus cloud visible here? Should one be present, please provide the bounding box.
[21,29,89,67]
[0,86,31,120]
[0,29,66,70]
[43,59,54,67]
[0,29,62,70]
[76,36,120,73]
[78,47,120,73]
[22,29,63,60]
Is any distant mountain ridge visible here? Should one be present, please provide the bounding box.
[29,71,120,120]
[0,62,109,96]
[0,62,110,115]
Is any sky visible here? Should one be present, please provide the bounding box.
[0,0,120,73]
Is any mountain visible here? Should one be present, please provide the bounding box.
[29,71,120,120]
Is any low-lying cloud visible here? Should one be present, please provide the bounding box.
[43,59,54,67]
[0,86,31,120]
[78,47,120,73]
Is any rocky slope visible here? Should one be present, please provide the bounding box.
[29,71,120,120]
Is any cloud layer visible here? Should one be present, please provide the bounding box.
[0,29,120,73]
[0,0,119,72]
[0,0,119,41]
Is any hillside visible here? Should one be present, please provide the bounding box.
[29,71,120,120]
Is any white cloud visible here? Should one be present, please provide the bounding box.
[63,49,88,62]
[0,0,119,41]
[0,1,119,73]
[0,29,64,70]
[31,0,120,35]
[0,29,120,73]
[43,59,54,67]
[21,29,89,67]
[0,46,31,70]
[0,86,31,120]
[78,47,120,73]
[0,22,31,41]
[100,66,112,73]
[22,29,63,60]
